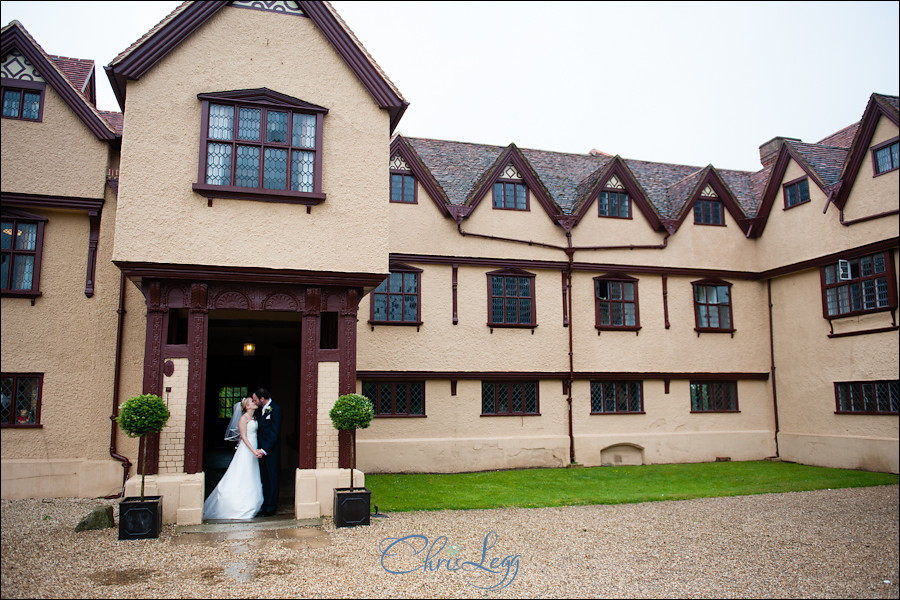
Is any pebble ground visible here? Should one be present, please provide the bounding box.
[2,485,898,599]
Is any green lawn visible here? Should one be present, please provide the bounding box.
[366,460,899,512]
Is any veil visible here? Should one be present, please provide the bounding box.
[224,402,243,441]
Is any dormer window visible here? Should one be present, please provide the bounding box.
[192,89,327,205]
[598,175,630,218]
[1,82,44,122]
[694,185,724,225]
[783,177,810,209]
[872,138,899,175]
[492,164,528,210]
[390,154,417,204]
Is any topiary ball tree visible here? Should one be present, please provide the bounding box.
[116,394,170,500]
[329,393,374,489]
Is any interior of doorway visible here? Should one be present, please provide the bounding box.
[202,311,302,515]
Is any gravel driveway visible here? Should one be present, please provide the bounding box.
[2,485,898,599]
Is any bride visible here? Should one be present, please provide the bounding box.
[203,396,264,520]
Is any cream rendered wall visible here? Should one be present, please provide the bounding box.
[112,6,389,275]
[770,264,899,473]
[1,197,126,498]
[0,86,109,198]
[571,200,668,250]
[357,379,570,473]
[756,159,899,273]
[842,117,900,222]
[574,379,776,466]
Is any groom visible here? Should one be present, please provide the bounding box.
[253,388,281,517]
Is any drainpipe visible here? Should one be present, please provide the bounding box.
[105,271,132,499]
[766,279,780,458]
[565,234,576,464]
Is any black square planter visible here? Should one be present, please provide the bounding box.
[333,488,371,528]
[118,496,163,540]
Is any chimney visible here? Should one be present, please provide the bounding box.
[759,136,801,168]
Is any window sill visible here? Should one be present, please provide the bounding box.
[1,290,42,305]
[590,411,646,415]
[834,410,898,416]
[690,410,740,414]
[368,321,423,332]
[193,183,326,206]
[694,328,735,338]
[0,423,43,428]
[596,325,641,335]
[488,323,537,334]
[481,412,541,417]
[374,414,427,418]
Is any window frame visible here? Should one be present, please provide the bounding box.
[362,380,426,417]
[690,381,739,413]
[834,380,899,415]
[492,180,529,211]
[871,136,899,176]
[486,268,537,329]
[597,189,632,219]
[481,380,540,416]
[1,209,46,299]
[692,279,735,334]
[1,372,43,428]
[593,274,641,332]
[782,176,811,209]
[192,91,327,205]
[820,251,897,319]
[390,170,418,204]
[0,79,45,122]
[590,381,644,414]
[369,265,423,326]
[693,197,725,226]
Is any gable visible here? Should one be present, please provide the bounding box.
[1,21,115,140]
[105,1,407,131]
[570,157,664,232]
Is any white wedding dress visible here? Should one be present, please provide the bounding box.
[203,419,264,520]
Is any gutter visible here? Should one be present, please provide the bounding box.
[766,280,780,458]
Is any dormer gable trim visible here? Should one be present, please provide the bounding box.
[105,1,407,132]
[464,145,561,225]
[1,22,115,141]
[751,141,834,237]
[830,93,900,211]
[572,157,663,232]
[668,167,752,235]
[197,88,329,113]
[390,136,452,219]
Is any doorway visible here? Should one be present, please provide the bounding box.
[202,311,302,511]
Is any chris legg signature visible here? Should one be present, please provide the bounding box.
[379,531,520,590]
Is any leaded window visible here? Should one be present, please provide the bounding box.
[371,268,421,324]
[590,381,643,413]
[835,380,899,415]
[598,191,630,218]
[363,381,425,416]
[1,214,45,295]
[194,90,326,204]
[217,386,248,419]
[595,276,639,330]
[873,139,899,175]
[694,198,724,225]
[481,381,539,416]
[822,252,895,318]
[1,373,42,426]
[690,381,738,412]
[390,173,416,203]
[783,177,810,208]
[492,181,527,210]
[693,280,733,332]
[1,84,43,121]
[487,270,535,327]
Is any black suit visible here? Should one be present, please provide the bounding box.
[256,400,282,515]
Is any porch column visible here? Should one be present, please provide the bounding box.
[140,280,165,476]
[183,283,208,474]
[299,287,321,469]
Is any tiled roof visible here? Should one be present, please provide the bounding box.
[100,111,124,136]
[785,141,848,187]
[817,122,859,148]
[50,55,93,93]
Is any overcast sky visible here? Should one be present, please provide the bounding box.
[2,1,898,172]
